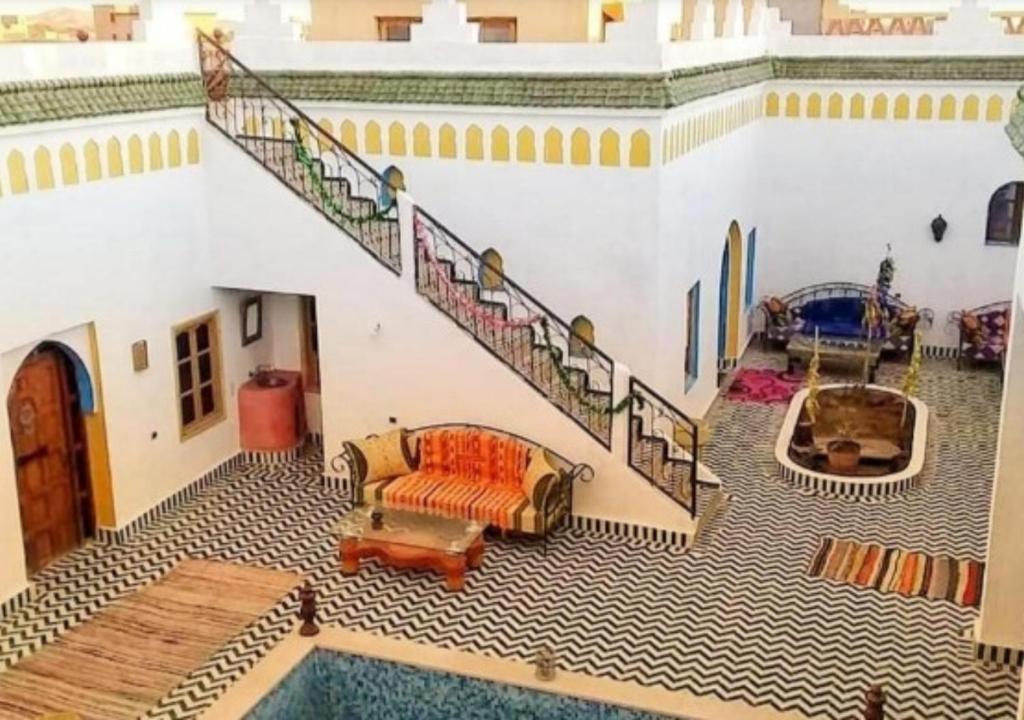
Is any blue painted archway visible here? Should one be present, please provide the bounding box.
[10,342,95,414]
[717,241,730,364]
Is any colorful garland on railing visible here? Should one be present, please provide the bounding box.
[538,319,637,417]
[415,215,635,417]
[292,138,396,226]
[414,220,543,330]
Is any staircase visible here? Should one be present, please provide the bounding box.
[197,32,716,523]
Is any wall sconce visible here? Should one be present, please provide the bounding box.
[930,214,948,243]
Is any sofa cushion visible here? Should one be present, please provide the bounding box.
[376,472,535,532]
[522,449,559,507]
[419,428,529,486]
[806,297,861,320]
[344,428,415,484]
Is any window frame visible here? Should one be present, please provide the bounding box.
[469,16,518,43]
[685,282,701,391]
[172,311,226,440]
[744,228,757,308]
[985,181,1024,247]
[300,296,320,393]
[376,16,421,42]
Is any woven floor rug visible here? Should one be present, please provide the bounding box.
[725,368,803,405]
[0,559,300,720]
[808,538,984,608]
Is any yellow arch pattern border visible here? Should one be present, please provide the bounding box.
[1,126,202,201]
[305,117,655,170]
[764,89,1011,124]
[662,94,762,166]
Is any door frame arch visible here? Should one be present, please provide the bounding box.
[7,341,97,573]
[721,221,744,362]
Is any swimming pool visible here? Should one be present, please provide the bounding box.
[246,648,670,719]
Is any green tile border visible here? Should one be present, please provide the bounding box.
[2,55,1023,127]
[0,73,204,128]
[773,56,1024,82]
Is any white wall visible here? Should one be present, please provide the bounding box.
[294,102,667,384]
[0,110,296,607]
[757,88,1021,349]
[978,230,1024,651]
[655,87,765,416]
[203,128,696,534]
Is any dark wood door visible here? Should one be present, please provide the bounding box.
[8,350,83,573]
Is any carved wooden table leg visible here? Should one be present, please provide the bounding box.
[466,537,485,570]
[339,537,361,576]
[443,553,468,592]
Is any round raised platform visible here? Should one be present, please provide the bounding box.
[775,384,928,499]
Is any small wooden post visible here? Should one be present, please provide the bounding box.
[864,685,885,720]
[534,646,556,681]
[297,580,319,637]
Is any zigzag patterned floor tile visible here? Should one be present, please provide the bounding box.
[0,352,1018,719]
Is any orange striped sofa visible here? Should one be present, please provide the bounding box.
[340,425,587,538]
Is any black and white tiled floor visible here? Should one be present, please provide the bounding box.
[0,351,1019,719]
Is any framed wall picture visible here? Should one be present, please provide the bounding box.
[241,295,263,346]
[131,340,149,372]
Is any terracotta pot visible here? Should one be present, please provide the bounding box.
[827,440,861,474]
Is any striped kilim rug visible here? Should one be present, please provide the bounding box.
[0,559,300,720]
[808,538,985,608]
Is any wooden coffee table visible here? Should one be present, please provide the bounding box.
[331,507,485,591]
[786,334,884,383]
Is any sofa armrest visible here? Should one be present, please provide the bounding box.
[329,446,361,503]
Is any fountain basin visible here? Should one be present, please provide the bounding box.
[775,383,928,498]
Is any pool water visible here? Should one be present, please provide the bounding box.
[246,649,673,719]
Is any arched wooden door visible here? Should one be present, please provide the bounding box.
[8,347,93,573]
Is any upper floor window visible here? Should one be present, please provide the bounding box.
[471,17,517,43]
[377,16,420,42]
[174,312,225,439]
[986,182,1024,246]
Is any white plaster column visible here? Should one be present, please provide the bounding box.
[688,0,718,40]
[234,0,295,40]
[977,268,1024,652]
[132,0,192,45]
[934,0,1004,42]
[723,0,746,37]
[747,0,768,36]
[410,0,479,43]
[605,0,682,45]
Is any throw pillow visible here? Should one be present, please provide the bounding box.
[343,428,415,484]
[896,307,919,330]
[766,297,791,327]
[961,312,985,347]
[521,448,560,508]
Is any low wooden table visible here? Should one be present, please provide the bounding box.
[786,334,884,383]
[331,507,485,591]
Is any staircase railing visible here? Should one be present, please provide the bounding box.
[196,31,401,273]
[628,377,699,517]
[198,32,709,514]
[414,207,614,447]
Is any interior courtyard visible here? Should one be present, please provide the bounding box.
[2,1,1024,719]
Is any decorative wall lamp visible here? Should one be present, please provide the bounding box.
[931,214,948,242]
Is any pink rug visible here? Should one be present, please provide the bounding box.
[725,368,803,405]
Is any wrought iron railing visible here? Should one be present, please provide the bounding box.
[413,206,614,447]
[196,31,401,273]
[628,377,699,517]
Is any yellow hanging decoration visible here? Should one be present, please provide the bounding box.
[805,329,822,424]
